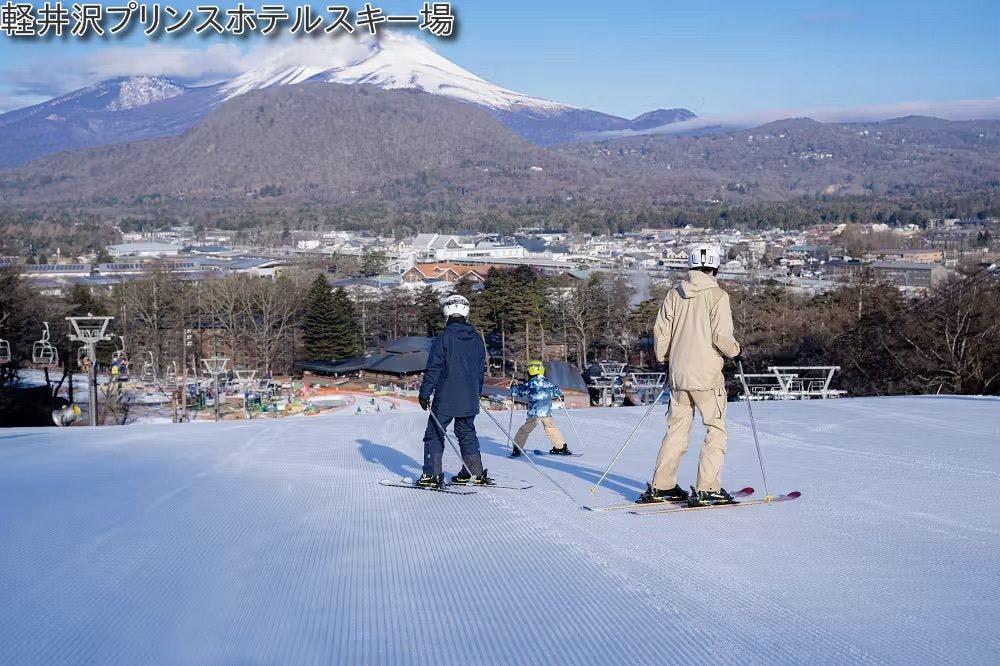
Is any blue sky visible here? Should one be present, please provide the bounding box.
[1,0,998,118]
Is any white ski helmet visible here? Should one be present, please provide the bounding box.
[441,294,470,320]
[687,243,722,270]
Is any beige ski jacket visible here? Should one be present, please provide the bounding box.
[654,270,741,390]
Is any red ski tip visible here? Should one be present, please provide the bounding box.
[786,491,802,499]
[738,486,754,495]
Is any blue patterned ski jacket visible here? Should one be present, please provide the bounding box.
[511,375,564,419]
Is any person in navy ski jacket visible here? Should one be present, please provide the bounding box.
[415,294,492,488]
[510,359,572,456]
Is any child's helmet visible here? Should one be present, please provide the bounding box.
[526,359,545,377]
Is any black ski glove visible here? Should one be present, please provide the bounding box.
[418,396,430,411]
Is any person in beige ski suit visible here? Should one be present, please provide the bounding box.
[640,244,742,506]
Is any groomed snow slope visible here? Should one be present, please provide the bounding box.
[1,396,998,664]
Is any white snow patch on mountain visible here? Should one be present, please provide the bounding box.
[1,396,997,662]
[222,33,573,113]
[106,76,185,111]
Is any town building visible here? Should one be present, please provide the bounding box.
[869,261,948,289]
[864,249,945,263]
[107,243,182,258]
[408,234,526,262]
[401,263,497,284]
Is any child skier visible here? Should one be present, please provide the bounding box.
[638,243,742,507]
[415,294,493,488]
[510,360,573,457]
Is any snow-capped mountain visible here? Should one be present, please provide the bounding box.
[0,76,187,121]
[0,76,222,168]
[105,76,185,111]
[221,34,571,114]
[0,34,695,167]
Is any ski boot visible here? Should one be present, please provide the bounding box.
[686,486,736,507]
[549,446,574,456]
[635,483,689,504]
[414,473,444,489]
[509,446,523,458]
[450,468,473,484]
[471,469,496,486]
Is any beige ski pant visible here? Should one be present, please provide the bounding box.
[513,417,566,450]
[652,388,728,492]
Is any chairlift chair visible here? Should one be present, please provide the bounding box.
[165,361,179,387]
[140,351,157,384]
[31,322,59,366]
[110,336,130,381]
[0,313,9,365]
[76,345,92,369]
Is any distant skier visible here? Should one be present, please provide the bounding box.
[639,243,742,507]
[510,360,572,456]
[416,294,493,488]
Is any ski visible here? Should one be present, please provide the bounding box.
[584,487,754,512]
[531,449,584,458]
[448,482,534,490]
[629,491,801,515]
[379,479,477,495]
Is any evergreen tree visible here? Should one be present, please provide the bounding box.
[416,286,444,337]
[329,288,363,358]
[302,275,338,361]
[360,248,388,276]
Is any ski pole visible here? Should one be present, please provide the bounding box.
[737,360,772,501]
[506,386,516,455]
[557,405,586,453]
[588,387,665,495]
[479,406,577,504]
[428,409,476,475]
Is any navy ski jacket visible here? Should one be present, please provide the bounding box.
[419,321,486,417]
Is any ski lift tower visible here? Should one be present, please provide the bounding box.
[202,355,229,421]
[66,314,113,427]
[234,368,257,418]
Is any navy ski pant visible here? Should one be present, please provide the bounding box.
[422,413,484,477]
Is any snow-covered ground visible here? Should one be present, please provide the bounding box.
[1,396,998,664]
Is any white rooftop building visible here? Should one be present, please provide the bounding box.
[107,243,182,258]
[408,234,526,262]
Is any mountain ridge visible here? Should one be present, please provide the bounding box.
[0,35,695,166]
[1,82,997,210]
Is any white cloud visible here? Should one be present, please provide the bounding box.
[83,43,246,84]
[1,42,247,105]
[0,32,394,110]
[236,32,381,72]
